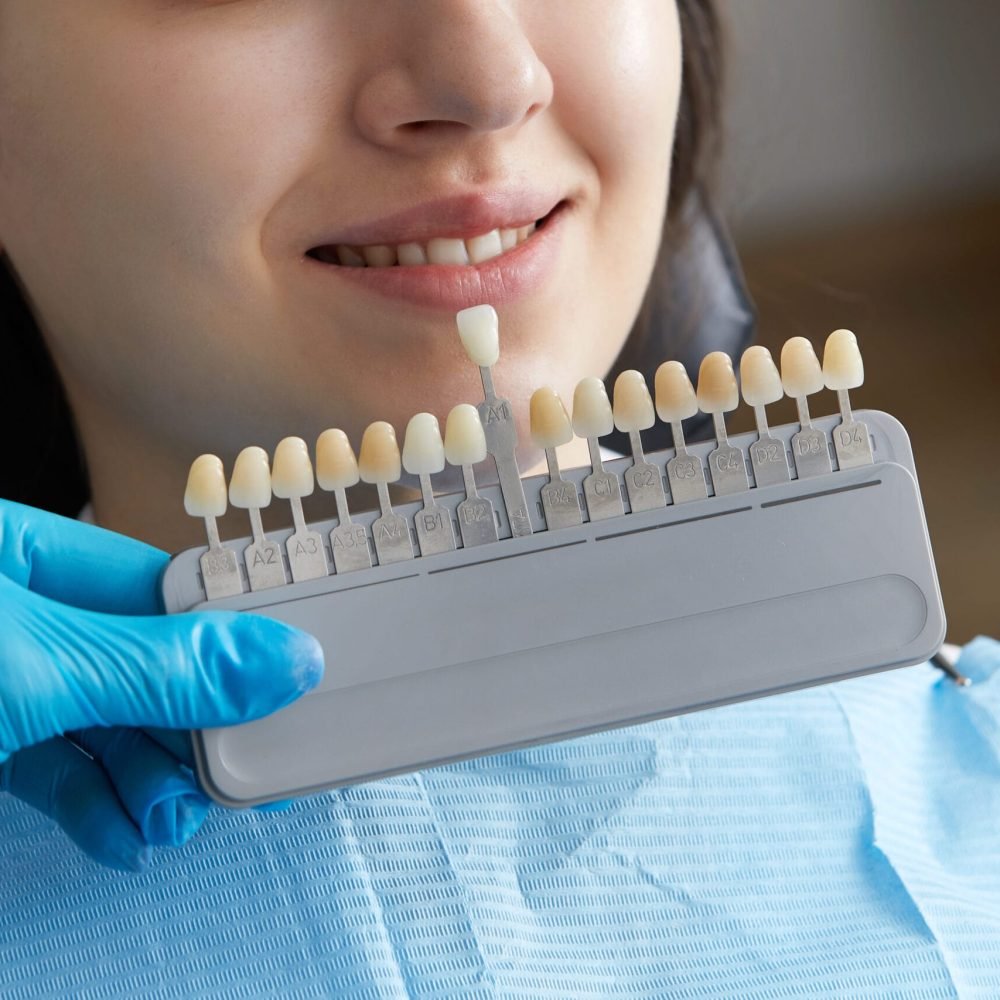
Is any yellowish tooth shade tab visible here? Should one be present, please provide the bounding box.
[571,377,614,439]
[530,387,574,449]
[358,421,402,483]
[455,304,500,367]
[780,337,824,397]
[612,370,655,432]
[740,346,784,407]
[444,404,488,466]
[402,412,446,476]
[229,446,273,509]
[696,352,739,413]
[184,454,228,518]
[271,436,315,499]
[822,329,864,390]
[654,361,698,422]
[316,428,360,491]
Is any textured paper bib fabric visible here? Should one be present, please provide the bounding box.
[2,640,1000,998]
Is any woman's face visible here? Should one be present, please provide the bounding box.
[0,0,681,549]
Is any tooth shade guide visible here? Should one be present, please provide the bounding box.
[652,361,707,505]
[271,436,328,583]
[359,421,415,565]
[228,446,287,591]
[529,387,582,530]
[444,403,499,547]
[610,371,666,513]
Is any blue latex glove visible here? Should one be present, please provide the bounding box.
[0,498,323,872]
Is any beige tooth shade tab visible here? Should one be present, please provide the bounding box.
[316,428,360,491]
[654,361,698,423]
[822,329,864,390]
[740,346,784,407]
[358,421,402,483]
[402,412,446,476]
[530,387,574,450]
[780,337,824,398]
[271,436,316,499]
[612,370,655,432]
[184,454,228,518]
[696,352,739,414]
[444,404,488,467]
[228,445,273,509]
[455,304,500,367]
[571,377,614,440]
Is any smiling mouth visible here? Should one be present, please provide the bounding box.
[306,201,565,269]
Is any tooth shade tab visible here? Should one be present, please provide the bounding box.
[572,377,614,439]
[456,304,500,367]
[229,446,273,509]
[823,328,864,390]
[271,436,315,499]
[612,370,655,432]
[316,428,360,490]
[697,352,739,414]
[530,387,574,449]
[781,337,824,397]
[654,361,698,422]
[358,421,402,483]
[184,454,227,518]
[402,412,446,475]
[444,404,488,466]
[740,346,784,407]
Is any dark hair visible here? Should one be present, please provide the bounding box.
[1,0,740,515]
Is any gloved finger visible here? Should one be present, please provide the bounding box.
[145,729,291,813]
[69,727,211,847]
[0,498,168,615]
[0,737,151,872]
[4,576,324,752]
[143,727,196,768]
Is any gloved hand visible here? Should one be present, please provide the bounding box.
[0,498,324,872]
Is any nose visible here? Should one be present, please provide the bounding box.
[353,0,554,151]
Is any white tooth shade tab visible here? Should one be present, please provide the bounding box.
[358,421,402,483]
[822,329,864,390]
[444,404,488,466]
[572,377,614,439]
[271,436,315,499]
[229,446,273,509]
[613,370,655,432]
[184,454,228,518]
[466,230,504,264]
[456,304,500,367]
[316,429,360,490]
[530,387,574,449]
[427,237,469,265]
[697,352,739,414]
[740,346,784,407]
[654,361,698,422]
[402,412,446,475]
[780,337,825,397]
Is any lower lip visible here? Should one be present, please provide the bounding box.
[303,202,569,312]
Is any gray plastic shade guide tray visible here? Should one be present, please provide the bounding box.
[160,410,945,807]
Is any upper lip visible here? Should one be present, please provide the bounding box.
[307,189,565,249]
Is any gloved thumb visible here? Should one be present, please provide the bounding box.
[3,577,324,757]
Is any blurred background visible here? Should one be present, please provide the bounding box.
[716,0,1000,643]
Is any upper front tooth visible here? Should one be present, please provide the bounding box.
[337,245,366,267]
[466,229,504,264]
[426,237,469,265]
[499,228,518,250]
